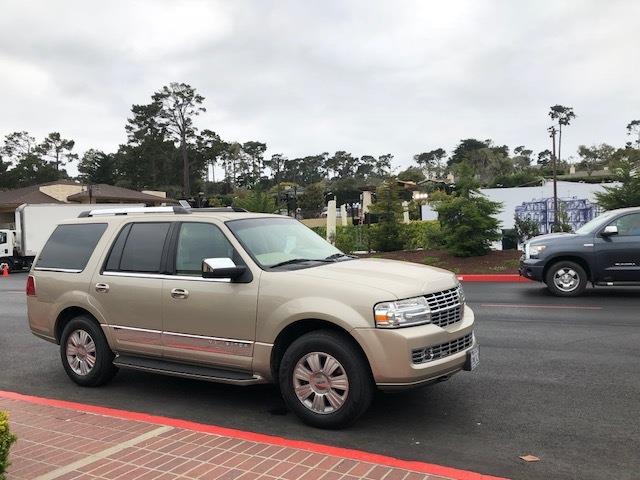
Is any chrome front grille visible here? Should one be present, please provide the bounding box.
[411,332,474,364]
[425,286,464,328]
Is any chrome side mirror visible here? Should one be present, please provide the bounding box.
[602,225,618,237]
[202,257,246,280]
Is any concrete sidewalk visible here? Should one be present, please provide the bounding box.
[0,392,504,480]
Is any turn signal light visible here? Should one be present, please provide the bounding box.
[26,275,36,296]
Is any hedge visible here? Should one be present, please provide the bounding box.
[310,220,443,253]
[0,411,17,480]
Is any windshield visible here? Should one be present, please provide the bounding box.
[226,217,346,269]
[575,210,619,235]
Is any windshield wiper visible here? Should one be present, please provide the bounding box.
[269,258,333,269]
[324,253,357,261]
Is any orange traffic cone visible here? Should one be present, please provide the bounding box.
[1,264,8,277]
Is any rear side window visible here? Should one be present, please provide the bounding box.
[108,222,171,273]
[36,223,107,272]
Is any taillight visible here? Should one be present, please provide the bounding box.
[26,275,36,296]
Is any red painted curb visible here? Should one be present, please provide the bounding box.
[0,390,507,480]
[457,274,530,283]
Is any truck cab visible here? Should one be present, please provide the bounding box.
[520,207,640,296]
[0,229,19,271]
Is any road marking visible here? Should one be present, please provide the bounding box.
[479,303,602,310]
[34,425,173,480]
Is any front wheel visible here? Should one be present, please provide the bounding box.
[279,330,373,429]
[545,261,588,297]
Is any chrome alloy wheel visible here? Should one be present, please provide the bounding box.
[553,267,580,292]
[66,329,97,376]
[293,352,349,414]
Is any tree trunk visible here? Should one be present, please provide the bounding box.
[181,137,190,197]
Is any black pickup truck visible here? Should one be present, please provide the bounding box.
[520,207,640,296]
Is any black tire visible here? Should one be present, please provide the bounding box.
[545,260,588,297]
[60,315,118,387]
[279,330,374,429]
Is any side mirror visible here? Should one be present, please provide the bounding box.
[202,257,246,280]
[601,225,618,237]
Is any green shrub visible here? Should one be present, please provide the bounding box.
[0,411,17,479]
[309,221,443,253]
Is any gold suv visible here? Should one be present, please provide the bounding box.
[27,206,478,428]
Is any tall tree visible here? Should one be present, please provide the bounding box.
[627,119,640,148]
[549,105,576,165]
[78,149,119,184]
[449,139,489,165]
[152,83,206,196]
[242,141,267,186]
[537,149,552,167]
[414,148,446,177]
[577,143,615,176]
[37,132,77,171]
[196,130,225,182]
[1,131,36,164]
[376,154,393,176]
[264,153,287,185]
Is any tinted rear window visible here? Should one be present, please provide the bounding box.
[118,222,171,273]
[36,223,107,271]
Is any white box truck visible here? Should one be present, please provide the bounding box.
[0,203,143,272]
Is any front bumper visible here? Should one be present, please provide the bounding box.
[352,305,476,390]
[519,258,545,282]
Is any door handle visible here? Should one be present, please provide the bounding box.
[95,283,109,293]
[170,288,189,299]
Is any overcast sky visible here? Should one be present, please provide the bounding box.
[1,0,639,175]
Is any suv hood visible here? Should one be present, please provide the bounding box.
[528,232,584,244]
[291,258,458,299]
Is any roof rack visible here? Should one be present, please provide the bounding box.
[191,207,248,212]
[78,206,191,218]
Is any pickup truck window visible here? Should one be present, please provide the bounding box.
[609,213,640,236]
[0,232,6,244]
[36,223,107,272]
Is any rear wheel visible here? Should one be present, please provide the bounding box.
[279,330,373,429]
[60,315,118,387]
[545,261,588,297]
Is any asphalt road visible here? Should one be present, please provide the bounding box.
[1,272,639,480]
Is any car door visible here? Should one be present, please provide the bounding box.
[161,221,259,371]
[594,212,640,282]
[92,221,172,357]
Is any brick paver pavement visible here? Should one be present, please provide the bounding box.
[0,393,505,480]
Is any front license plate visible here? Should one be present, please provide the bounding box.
[464,346,479,371]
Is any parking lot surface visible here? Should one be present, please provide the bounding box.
[1,272,639,480]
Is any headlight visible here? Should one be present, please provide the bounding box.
[529,244,547,258]
[374,296,431,328]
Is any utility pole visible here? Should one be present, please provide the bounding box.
[548,126,558,232]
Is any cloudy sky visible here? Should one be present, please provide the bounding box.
[1,0,639,175]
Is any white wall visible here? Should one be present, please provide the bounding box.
[421,180,615,229]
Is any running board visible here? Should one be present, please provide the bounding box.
[113,355,264,385]
[595,281,640,286]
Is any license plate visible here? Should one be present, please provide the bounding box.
[464,345,479,371]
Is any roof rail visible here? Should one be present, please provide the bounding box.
[190,206,248,212]
[78,206,191,218]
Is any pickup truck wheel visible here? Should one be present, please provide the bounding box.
[60,315,118,387]
[279,330,373,429]
[545,261,588,297]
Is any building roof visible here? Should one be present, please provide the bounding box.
[66,184,177,204]
[0,180,174,208]
[0,180,77,208]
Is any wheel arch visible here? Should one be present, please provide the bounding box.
[269,319,372,383]
[54,306,101,344]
